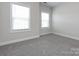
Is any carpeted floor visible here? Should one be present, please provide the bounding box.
[0,34,79,56]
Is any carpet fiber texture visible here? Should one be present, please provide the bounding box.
[0,34,79,56]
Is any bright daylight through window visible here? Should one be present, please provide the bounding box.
[41,12,49,28]
[12,4,30,30]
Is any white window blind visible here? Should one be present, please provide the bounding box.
[41,12,49,28]
[12,4,30,30]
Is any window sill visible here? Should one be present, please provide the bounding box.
[10,29,31,33]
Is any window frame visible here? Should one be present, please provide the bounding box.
[41,12,50,28]
[10,3,31,32]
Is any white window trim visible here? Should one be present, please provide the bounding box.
[41,12,50,29]
[10,3,31,33]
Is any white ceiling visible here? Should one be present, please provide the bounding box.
[41,2,62,7]
[47,2,62,7]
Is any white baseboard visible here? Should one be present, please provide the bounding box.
[40,32,51,36]
[0,35,39,46]
[52,32,79,40]
[1,32,79,46]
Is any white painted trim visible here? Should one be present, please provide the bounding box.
[52,32,79,40]
[40,32,51,36]
[0,35,39,46]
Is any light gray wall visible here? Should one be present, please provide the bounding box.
[52,2,79,39]
[0,2,41,43]
[40,4,52,35]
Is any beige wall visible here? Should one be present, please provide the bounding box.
[52,2,79,39]
[40,3,52,35]
[0,2,52,45]
[0,2,41,43]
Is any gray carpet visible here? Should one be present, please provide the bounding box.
[0,34,79,56]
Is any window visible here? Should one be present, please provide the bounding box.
[41,12,49,28]
[12,4,30,30]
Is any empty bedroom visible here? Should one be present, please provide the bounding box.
[0,2,79,56]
